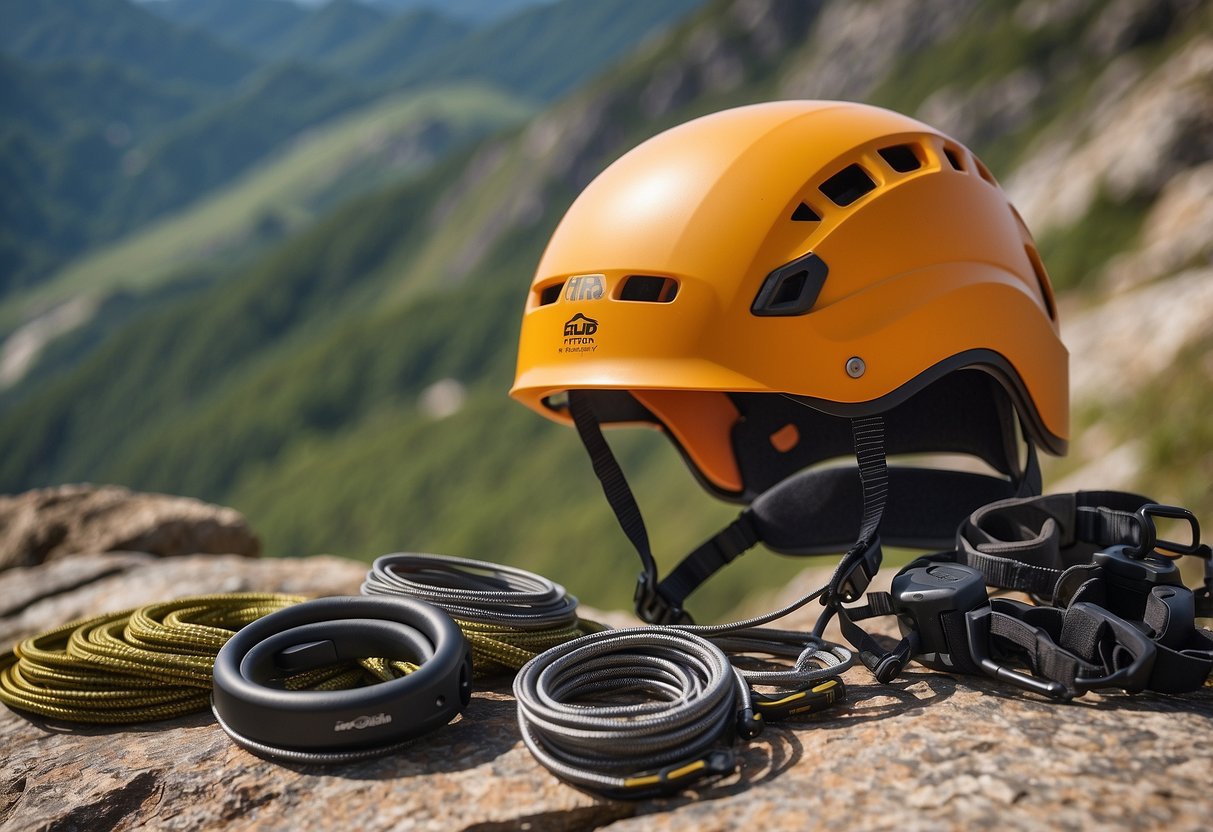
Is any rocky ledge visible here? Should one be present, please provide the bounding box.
[1,492,1211,831]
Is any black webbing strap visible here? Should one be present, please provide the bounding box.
[984,600,1104,691]
[984,598,1165,695]
[832,591,918,683]
[957,491,1154,599]
[826,416,889,603]
[655,514,760,617]
[650,414,897,618]
[569,392,659,584]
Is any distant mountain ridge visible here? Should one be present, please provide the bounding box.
[6,0,1206,619]
[1,0,702,292]
[2,0,257,88]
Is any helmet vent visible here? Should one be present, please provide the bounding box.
[791,202,820,222]
[1025,245,1056,320]
[751,252,828,317]
[878,144,922,173]
[819,164,875,207]
[973,157,996,185]
[943,146,965,171]
[538,282,565,306]
[618,275,678,303]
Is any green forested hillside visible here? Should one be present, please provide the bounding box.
[0,56,212,293]
[262,0,389,63]
[1,0,257,87]
[149,0,310,54]
[325,10,473,81]
[393,0,704,101]
[4,85,532,325]
[0,0,703,294]
[3,0,1210,618]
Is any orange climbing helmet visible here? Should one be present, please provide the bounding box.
[510,100,1068,622]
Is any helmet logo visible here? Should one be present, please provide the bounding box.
[561,313,599,354]
[564,274,605,302]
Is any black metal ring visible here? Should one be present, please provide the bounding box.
[212,596,471,763]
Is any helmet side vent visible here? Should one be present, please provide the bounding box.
[618,275,679,303]
[973,157,997,185]
[943,146,965,171]
[878,144,923,173]
[538,282,565,306]
[791,202,821,222]
[1024,245,1057,320]
[819,164,876,207]
[751,252,828,317]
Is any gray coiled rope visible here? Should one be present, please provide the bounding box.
[361,553,604,675]
[513,627,741,796]
[514,623,852,796]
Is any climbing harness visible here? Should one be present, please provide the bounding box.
[360,553,604,675]
[211,595,471,764]
[0,594,303,724]
[834,492,1213,698]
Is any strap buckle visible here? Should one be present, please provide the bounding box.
[837,536,884,603]
[633,573,692,625]
[1068,603,1158,694]
[1126,503,1206,559]
[964,606,1070,700]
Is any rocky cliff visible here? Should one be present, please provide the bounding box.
[2,491,1211,831]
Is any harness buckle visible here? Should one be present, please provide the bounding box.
[837,536,884,603]
[1127,503,1205,559]
[633,573,692,625]
[1068,603,1157,694]
[963,606,1070,700]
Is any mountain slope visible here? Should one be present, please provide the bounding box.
[392,0,705,101]
[0,55,214,294]
[326,9,472,81]
[265,0,390,63]
[2,0,1210,616]
[1,0,257,88]
[148,0,309,54]
[2,84,533,338]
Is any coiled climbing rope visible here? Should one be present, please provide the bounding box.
[513,624,851,797]
[513,627,741,796]
[0,593,413,724]
[360,553,605,675]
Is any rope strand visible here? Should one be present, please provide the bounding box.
[361,553,605,676]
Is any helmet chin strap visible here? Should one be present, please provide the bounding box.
[569,391,1040,626]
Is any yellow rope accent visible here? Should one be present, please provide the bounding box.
[458,617,607,677]
[0,593,415,724]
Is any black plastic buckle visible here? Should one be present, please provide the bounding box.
[838,536,884,603]
[964,606,1070,700]
[633,573,692,625]
[1126,503,1204,559]
[1069,603,1157,694]
[750,677,847,721]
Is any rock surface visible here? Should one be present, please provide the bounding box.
[0,484,260,571]
[2,552,1211,832]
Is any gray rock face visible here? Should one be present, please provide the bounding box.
[2,553,1211,831]
[0,484,261,571]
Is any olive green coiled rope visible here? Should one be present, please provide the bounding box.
[0,593,416,724]
[361,553,606,676]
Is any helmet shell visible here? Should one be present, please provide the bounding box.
[511,101,1067,496]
